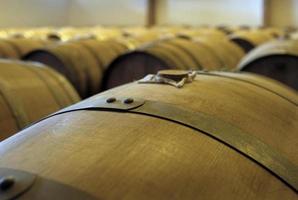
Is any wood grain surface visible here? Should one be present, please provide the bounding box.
[0,60,80,141]
[0,71,297,199]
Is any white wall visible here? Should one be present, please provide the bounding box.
[0,0,69,28]
[0,0,297,28]
[164,0,264,26]
[67,0,147,26]
[294,0,298,26]
[66,0,264,27]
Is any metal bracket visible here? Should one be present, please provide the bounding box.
[0,168,36,200]
[55,96,145,115]
[0,168,97,200]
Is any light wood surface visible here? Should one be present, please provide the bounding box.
[25,39,129,97]
[0,71,297,199]
[0,60,80,141]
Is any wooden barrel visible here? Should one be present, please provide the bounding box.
[122,27,162,41]
[230,30,275,53]
[49,27,123,42]
[0,71,297,199]
[193,37,245,69]
[0,59,80,141]
[166,38,222,69]
[22,27,57,40]
[216,25,234,35]
[259,27,284,38]
[102,37,222,90]
[76,39,129,68]
[215,25,251,35]
[238,39,298,91]
[0,40,19,59]
[46,32,63,41]
[0,38,51,59]
[175,33,245,69]
[24,39,129,97]
[22,42,96,97]
[177,28,227,40]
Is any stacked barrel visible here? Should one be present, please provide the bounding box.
[103,28,246,89]
[0,25,297,199]
[0,60,80,141]
[1,26,296,92]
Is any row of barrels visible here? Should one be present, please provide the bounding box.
[0,26,289,48]
[0,28,288,89]
[0,38,52,59]
[0,27,297,98]
[0,69,297,199]
[24,35,248,93]
[0,25,288,40]
[0,36,297,140]
[0,26,293,142]
[104,36,298,91]
[0,27,297,199]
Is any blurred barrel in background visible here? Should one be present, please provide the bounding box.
[192,37,245,69]
[0,38,51,59]
[24,39,130,98]
[102,37,232,90]
[230,30,278,53]
[0,60,80,141]
[238,39,298,90]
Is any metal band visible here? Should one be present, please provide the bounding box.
[0,168,97,200]
[43,97,298,193]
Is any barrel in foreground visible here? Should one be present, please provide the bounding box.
[0,59,80,141]
[0,70,297,199]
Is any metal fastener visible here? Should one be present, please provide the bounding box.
[123,98,134,104]
[0,176,15,191]
[106,97,116,103]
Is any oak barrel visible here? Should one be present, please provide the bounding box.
[0,38,51,59]
[24,39,129,97]
[0,59,80,141]
[0,71,297,199]
[193,37,245,69]
[0,40,19,59]
[230,30,275,53]
[102,37,223,90]
[238,39,298,90]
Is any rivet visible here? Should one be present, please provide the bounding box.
[106,97,116,103]
[0,176,15,191]
[123,98,134,104]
